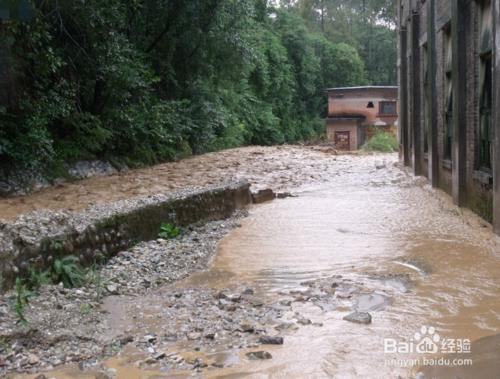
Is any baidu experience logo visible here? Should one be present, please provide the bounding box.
[384,325,470,355]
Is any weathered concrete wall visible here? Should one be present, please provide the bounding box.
[0,181,251,287]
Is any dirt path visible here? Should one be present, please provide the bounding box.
[0,145,344,220]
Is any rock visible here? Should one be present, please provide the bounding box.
[258,335,284,345]
[343,312,372,325]
[297,318,312,325]
[227,293,241,302]
[34,375,47,379]
[68,160,117,179]
[294,295,307,302]
[275,322,298,331]
[95,372,112,379]
[246,351,273,360]
[28,353,40,365]
[187,332,202,340]
[153,352,166,360]
[142,357,157,365]
[242,288,254,295]
[239,322,255,333]
[164,334,177,342]
[279,300,292,306]
[250,299,264,307]
[144,335,157,343]
[276,192,295,199]
[193,358,207,368]
[106,284,119,295]
[251,189,275,204]
[118,335,134,345]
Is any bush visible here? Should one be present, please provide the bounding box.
[362,129,398,152]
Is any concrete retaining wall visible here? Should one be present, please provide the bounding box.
[0,180,251,288]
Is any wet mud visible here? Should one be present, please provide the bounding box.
[0,146,345,220]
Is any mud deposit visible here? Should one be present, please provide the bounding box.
[0,145,343,220]
[3,149,500,379]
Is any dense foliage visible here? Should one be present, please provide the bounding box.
[362,128,398,152]
[0,0,394,172]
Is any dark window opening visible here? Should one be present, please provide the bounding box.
[379,101,397,115]
[479,54,492,171]
[422,44,429,153]
[367,101,374,108]
[445,87,453,160]
[444,29,453,161]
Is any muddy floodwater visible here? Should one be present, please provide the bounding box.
[0,145,343,220]
[11,150,500,379]
[186,155,500,378]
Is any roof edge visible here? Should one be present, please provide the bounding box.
[325,86,398,92]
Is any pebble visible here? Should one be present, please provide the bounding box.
[258,336,284,345]
[343,312,372,325]
[246,351,273,360]
[297,318,312,325]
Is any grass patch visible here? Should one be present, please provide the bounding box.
[362,128,398,152]
[159,223,181,239]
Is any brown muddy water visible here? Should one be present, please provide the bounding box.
[14,152,500,378]
[0,145,344,220]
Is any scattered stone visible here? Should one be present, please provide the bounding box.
[144,335,157,343]
[28,353,40,365]
[242,288,254,295]
[246,351,273,360]
[239,322,255,333]
[279,300,292,306]
[276,192,296,199]
[106,284,118,294]
[275,322,298,331]
[187,332,202,340]
[258,336,284,345]
[153,352,166,360]
[95,372,112,379]
[297,318,312,325]
[343,312,372,325]
[251,189,275,204]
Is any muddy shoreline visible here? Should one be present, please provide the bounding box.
[1,211,248,377]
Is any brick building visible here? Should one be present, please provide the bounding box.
[326,86,398,150]
[398,0,500,232]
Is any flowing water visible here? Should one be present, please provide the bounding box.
[13,152,500,378]
[182,155,500,378]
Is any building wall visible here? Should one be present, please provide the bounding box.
[326,121,360,151]
[327,88,398,126]
[399,0,496,225]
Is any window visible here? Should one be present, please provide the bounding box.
[367,101,374,108]
[478,0,492,171]
[379,101,397,115]
[479,55,492,170]
[444,28,453,160]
